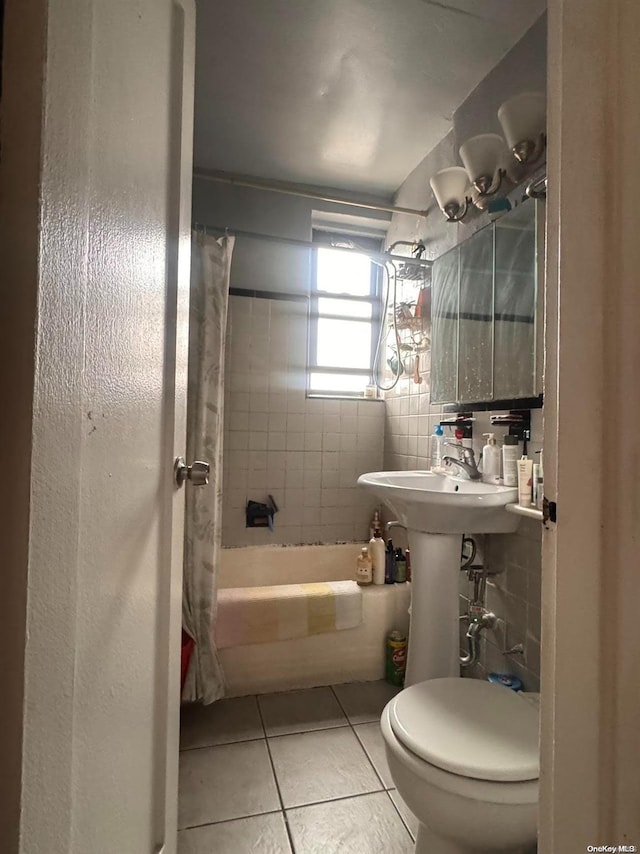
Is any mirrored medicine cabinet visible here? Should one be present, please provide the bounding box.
[430,199,544,409]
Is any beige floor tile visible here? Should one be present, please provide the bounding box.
[180,696,263,750]
[353,722,393,788]
[388,789,420,841]
[178,740,279,829]
[258,687,347,736]
[286,791,414,853]
[332,680,400,724]
[177,812,291,854]
[269,727,381,808]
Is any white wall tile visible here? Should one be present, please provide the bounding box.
[268,432,287,451]
[286,433,305,451]
[304,433,323,451]
[323,433,341,452]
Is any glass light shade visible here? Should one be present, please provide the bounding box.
[459,134,508,187]
[430,167,470,213]
[497,92,546,151]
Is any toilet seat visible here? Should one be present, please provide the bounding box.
[388,677,539,782]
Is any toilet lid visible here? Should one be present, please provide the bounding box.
[388,678,539,782]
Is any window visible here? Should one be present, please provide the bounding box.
[308,232,381,397]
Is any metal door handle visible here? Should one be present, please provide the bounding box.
[174,457,210,487]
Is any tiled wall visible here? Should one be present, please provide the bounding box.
[222,293,385,547]
[474,516,542,690]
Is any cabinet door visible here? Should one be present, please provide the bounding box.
[431,246,459,404]
[458,226,494,403]
[494,203,536,399]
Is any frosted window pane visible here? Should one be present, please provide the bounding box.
[309,373,369,393]
[317,319,371,369]
[318,298,372,318]
[317,248,371,296]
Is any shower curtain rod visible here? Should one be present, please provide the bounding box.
[192,221,433,268]
[193,167,431,219]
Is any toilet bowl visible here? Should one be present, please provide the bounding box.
[381,678,539,854]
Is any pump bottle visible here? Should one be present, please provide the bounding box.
[481,433,501,485]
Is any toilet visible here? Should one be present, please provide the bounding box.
[381,678,539,854]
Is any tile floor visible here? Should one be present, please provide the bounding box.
[178,681,419,853]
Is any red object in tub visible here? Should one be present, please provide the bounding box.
[181,630,195,693]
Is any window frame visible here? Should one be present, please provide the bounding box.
[307,233,382,398]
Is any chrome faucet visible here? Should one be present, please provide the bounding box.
[442,442,481,480]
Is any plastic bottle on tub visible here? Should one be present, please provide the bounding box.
[369,508,381,541]
[355,547,373,586]
[385,539,397,584]
[369,528,386,585]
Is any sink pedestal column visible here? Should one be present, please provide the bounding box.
[405,531,461,686]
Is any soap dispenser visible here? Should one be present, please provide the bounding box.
[481,433,501,485]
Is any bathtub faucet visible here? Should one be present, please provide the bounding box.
[385,521,407,533]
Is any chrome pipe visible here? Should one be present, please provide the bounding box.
[459,611,496,668]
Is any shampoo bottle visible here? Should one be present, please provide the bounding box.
[355,547,373,586]
[369,528,386,585]
[502,435,519,487]
[481,433,501,485]
[534,451,544,510]
[385,539,396,585]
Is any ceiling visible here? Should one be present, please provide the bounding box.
[194,0,546,197]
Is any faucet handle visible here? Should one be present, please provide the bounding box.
[443,441,475,464]
[443,440,463,459]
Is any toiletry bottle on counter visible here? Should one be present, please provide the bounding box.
[517,455,533,506]
[394,548,407,583]
[405,548,412,582]
[355,547,373,586]
[369,528,386,585]
[369,509,381,540]
[481,433,501,485]
[430,423,444,470]
[502,435,519,487]
[385,539,396,584]
[534,452,544,510]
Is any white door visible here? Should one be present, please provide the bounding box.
[0,1,195,852]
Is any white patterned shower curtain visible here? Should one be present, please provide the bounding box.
[182,232,235,704]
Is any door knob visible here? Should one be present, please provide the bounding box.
[174,457,210,487]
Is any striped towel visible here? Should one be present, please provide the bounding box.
[215,580,363,649]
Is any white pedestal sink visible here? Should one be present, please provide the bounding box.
[357,471,518,686]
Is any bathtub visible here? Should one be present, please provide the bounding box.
[217,544,411,697]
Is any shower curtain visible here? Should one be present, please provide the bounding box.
[182,232,235,704]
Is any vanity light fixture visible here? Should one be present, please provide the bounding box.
[430,167,472,222]
[497,92,546,164]
[459,133,509,200]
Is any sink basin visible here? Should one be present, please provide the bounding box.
[357,470,518,534]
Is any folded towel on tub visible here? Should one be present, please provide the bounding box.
[215,580,363,649]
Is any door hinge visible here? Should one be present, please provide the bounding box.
[542,497,557,525]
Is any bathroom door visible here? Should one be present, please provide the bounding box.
[0,1,194,852]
